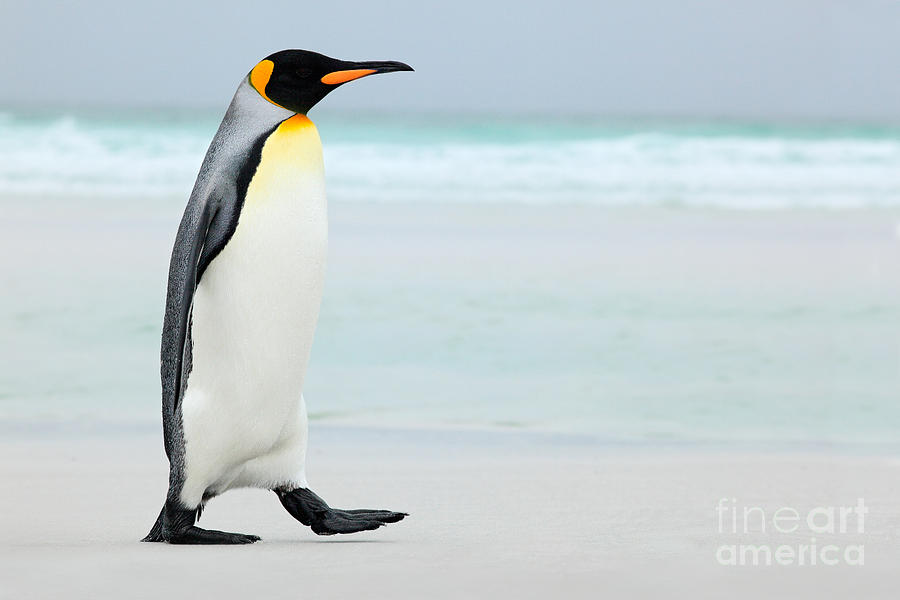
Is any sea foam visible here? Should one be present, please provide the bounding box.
[2,111,899,209]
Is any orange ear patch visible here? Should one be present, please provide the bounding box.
[249,60,288,108]
[250,60,275,95]
[321,69,377,85]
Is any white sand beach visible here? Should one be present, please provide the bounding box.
[4,197,900,598]
[2,428,900,599]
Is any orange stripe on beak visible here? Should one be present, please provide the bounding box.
[321,69,377,85]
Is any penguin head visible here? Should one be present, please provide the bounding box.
[248,49,413,114]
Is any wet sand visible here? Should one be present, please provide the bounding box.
[2,427,900,599]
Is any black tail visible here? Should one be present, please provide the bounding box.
[141,505,166,542]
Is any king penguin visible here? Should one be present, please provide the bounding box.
[142,50,413,544]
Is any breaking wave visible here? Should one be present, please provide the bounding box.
[2,111,900,208]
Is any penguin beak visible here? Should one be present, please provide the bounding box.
[321,61,414,85]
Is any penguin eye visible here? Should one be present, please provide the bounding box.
[296,68,313,79]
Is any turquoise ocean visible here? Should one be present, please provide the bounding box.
[2,110,899,446]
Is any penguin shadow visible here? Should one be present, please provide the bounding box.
[264,538,396,546]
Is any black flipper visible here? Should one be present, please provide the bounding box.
[275,488,408,536]
[162,197,217,423]
[141,499,260,544]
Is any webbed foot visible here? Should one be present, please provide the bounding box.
[275,488,408,536]
[142,499,260,544]
[167,527,260,544]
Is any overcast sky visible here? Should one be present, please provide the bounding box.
[2,0,900,119]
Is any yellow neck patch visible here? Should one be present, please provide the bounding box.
[278,114,314,132]
[249,60,287,109]
[242,114,323,210]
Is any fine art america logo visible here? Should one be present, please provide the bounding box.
[715,498,867,567]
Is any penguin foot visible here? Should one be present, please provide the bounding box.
[275,488,408,536]
[167,527,261,545]
[142,499,260,544]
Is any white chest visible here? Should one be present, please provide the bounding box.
[184,115,327,438]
